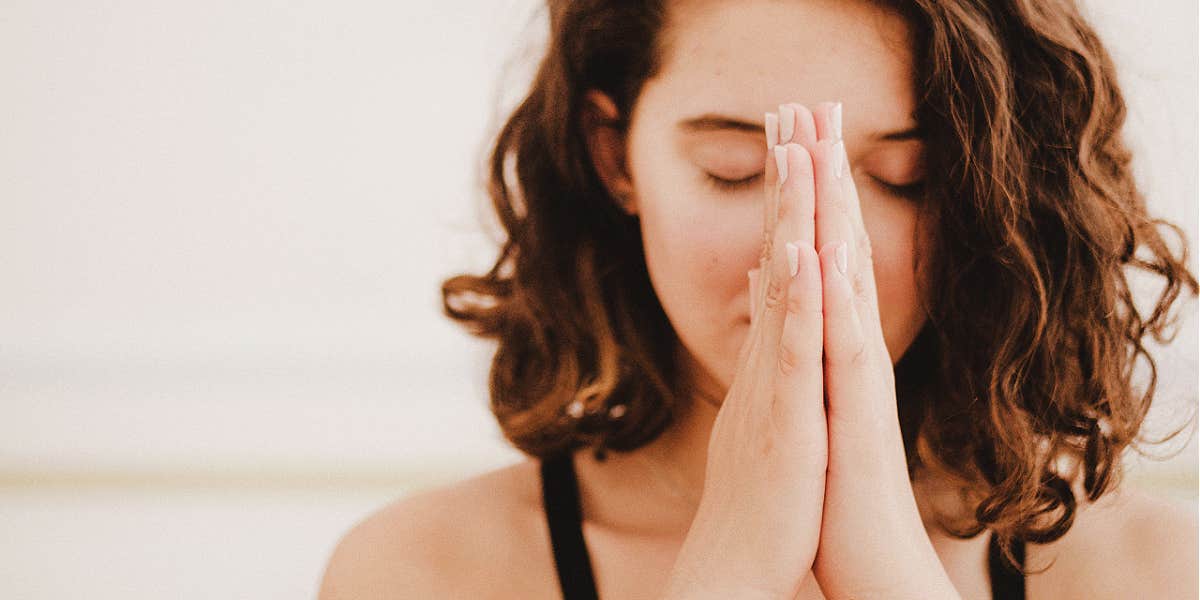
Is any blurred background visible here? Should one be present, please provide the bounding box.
[0,1,1195,598]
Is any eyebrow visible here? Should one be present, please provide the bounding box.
[678,114,762,134]
[677,113,924,142]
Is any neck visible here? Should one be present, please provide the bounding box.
[571,347,723,536]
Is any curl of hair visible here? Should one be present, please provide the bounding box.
[441,0,1198,570]
[896,0,1198,570]
[441,0,676,459]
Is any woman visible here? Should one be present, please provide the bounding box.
[320,0,1198,598]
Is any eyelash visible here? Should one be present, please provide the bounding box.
[702,172,926,200]
[703,172,761,191]
[872,177,927,200]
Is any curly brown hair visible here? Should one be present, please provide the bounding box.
[440,0,1197,569]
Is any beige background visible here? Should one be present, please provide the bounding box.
[0,1,1195,598]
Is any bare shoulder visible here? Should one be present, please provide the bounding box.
[318,458,557,600]
[1029,485,1198,600]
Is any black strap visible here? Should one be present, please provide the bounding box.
[543,451,1024,600]
[540,452,600,600]
[988,531,1027,600]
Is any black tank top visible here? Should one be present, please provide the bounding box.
[540,452,1027,600]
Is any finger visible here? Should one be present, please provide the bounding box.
[740,114,786,375]
[778,104,795,145]
[759,139,817,320]
[777,143,816,247]
[814,139,882,353]
[819,240,867,420]
[773,241,824,427]
[783,102,818,147]
[736,266,763,376]
[764,112,779,149]
[812,101,843,142]
[754,141,818,384]
[751,145,796,363]
[753,109,776,326]
[833,139,885,344]
[760,118,782,272]
[813,139,857,278]
[811,100,867,298]
[815,101,885,349]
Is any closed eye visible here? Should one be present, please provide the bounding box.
[703,172,761,191]
[871,176,926,200]
[704,171,925,200]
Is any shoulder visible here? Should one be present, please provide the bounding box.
[317,458,557,600]
[1029,485,1197,600]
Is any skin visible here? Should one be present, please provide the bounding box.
[605,1,940,595]
[318,1,1199,598]
[578,0,928,545]
[625,0,927,398]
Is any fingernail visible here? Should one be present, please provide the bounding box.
[832,140,845,179]
[779,104,795,143]
[786,241,800,277]
[774,145,788,184]
[840,138,850,178]
[765,112,778,149]
[835,242,848,274]
[831,102,843,140]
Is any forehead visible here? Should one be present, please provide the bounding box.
[645,0,917,126]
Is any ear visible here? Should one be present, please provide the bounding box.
[581,90,637,216]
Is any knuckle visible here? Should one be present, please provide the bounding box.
[763,277,787,311]
[786,285,819,315]
[778,343,800,376]
[857,232,873,260]
[830,332,869,368]
[850,340,870,368]
[759,235,773,264]
[852,271,871,302]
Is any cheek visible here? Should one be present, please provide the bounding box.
[637,191,758,318]
[862,200,926,363]
[627,130,761,312]
[628,144,764,386]
[638,195,760,389]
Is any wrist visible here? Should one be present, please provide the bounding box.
[814,551,959,600]
[661,575,790,600]
[819,579,961,600]
[663,546,798,600]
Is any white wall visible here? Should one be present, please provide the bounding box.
[0,1,1195,598]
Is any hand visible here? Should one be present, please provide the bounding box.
[770,102,959,599]
[662,107,828,600]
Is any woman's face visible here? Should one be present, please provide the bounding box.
[624,0,928,393]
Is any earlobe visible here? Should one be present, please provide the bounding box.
[581,90,637,216]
